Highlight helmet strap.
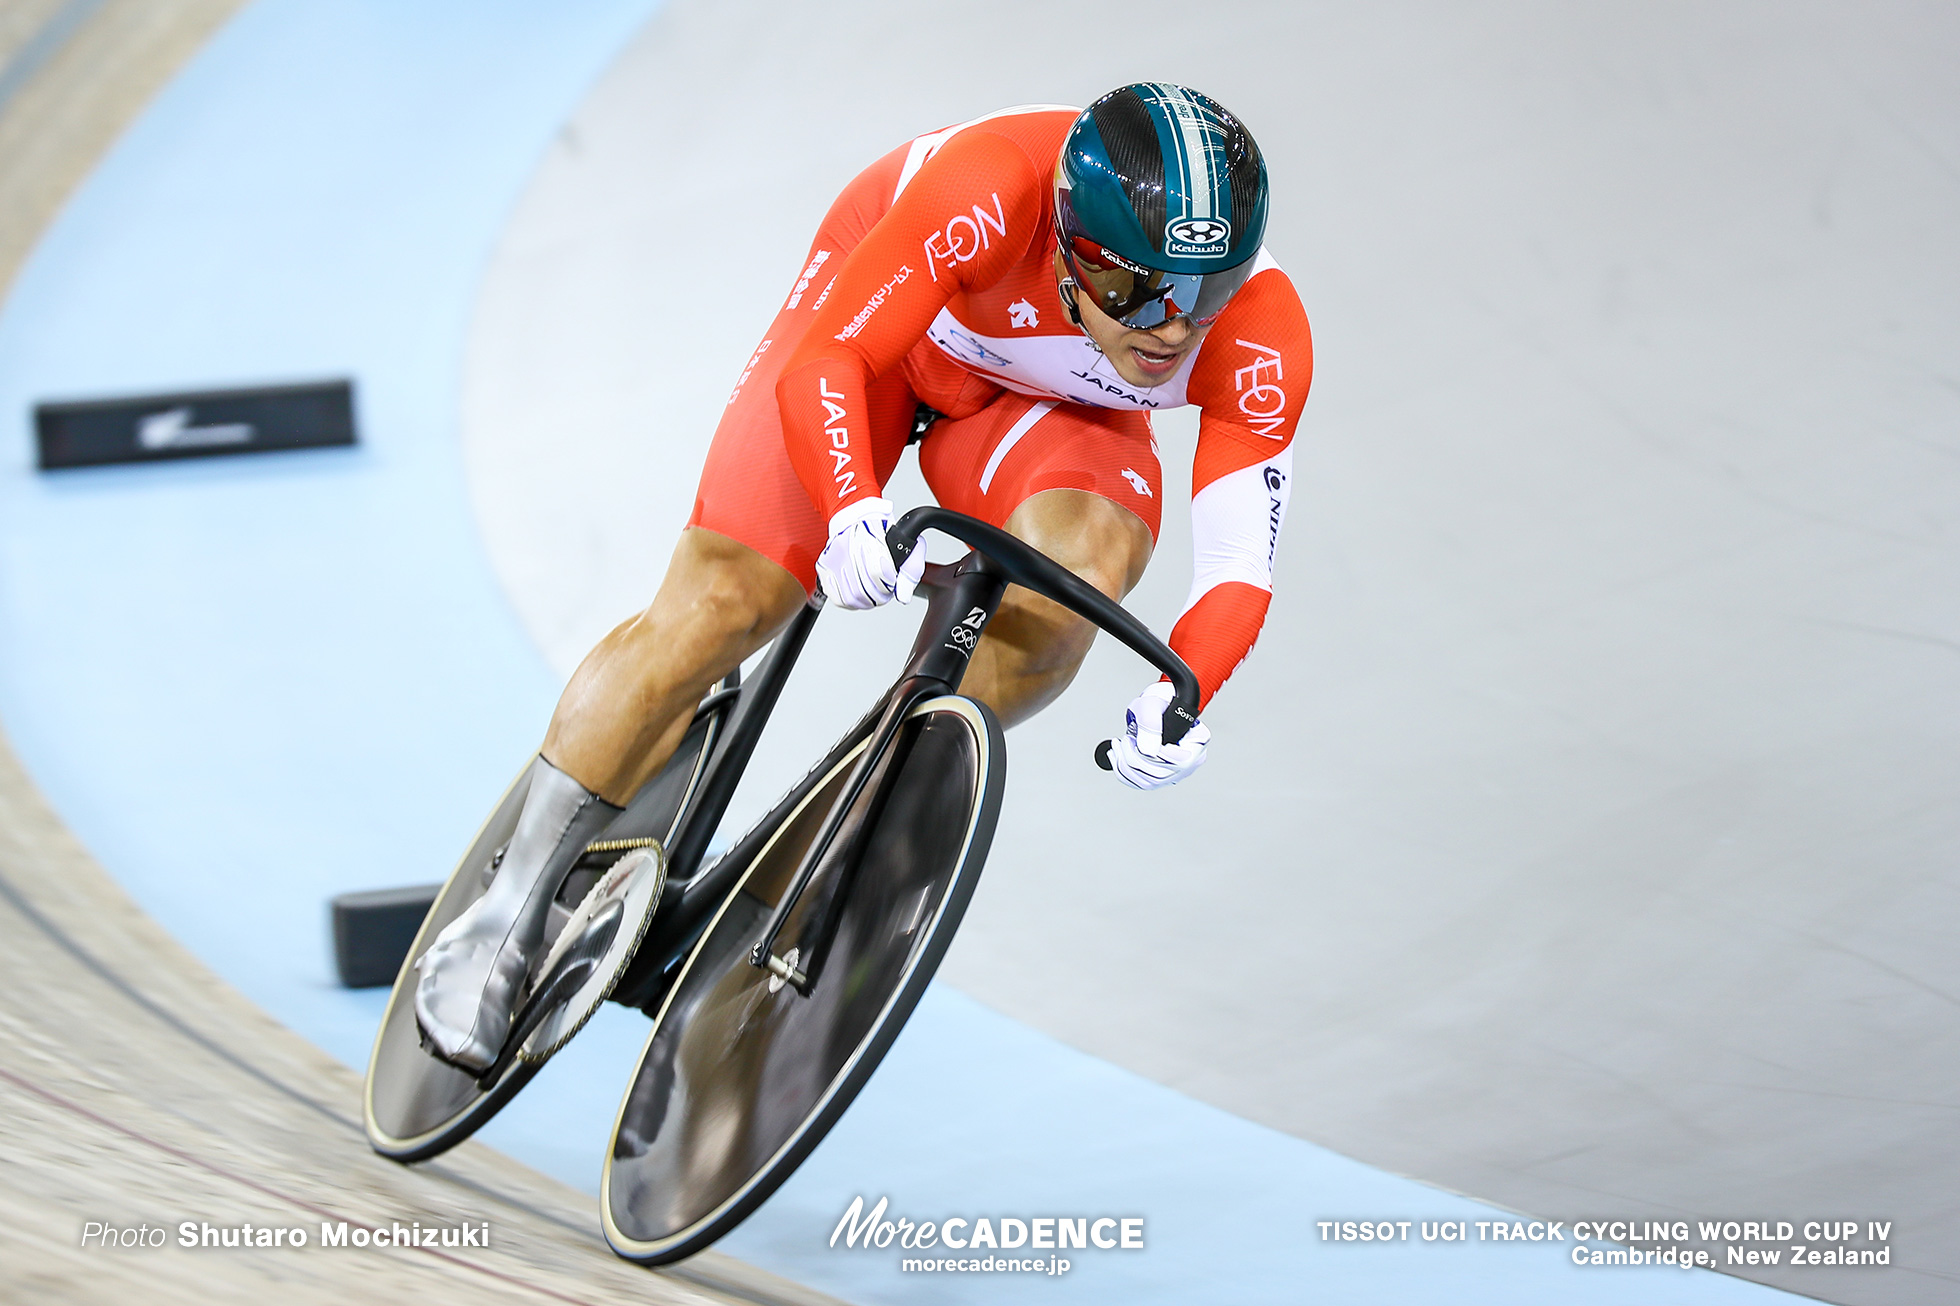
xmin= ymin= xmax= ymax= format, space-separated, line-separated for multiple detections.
xmin=1057 ymin=279 xmax=1102 ymax=351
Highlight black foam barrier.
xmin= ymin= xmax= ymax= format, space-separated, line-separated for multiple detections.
xmin=331 ymin=884 xmax=440 ymax=988
xmin=35 ymin=379 xmax=356 ymax=469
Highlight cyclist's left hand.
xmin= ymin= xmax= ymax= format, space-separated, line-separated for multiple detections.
xmin=1109 ymin=680 xmax=1210 ymax=789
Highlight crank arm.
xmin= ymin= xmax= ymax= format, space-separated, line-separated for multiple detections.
xmin=475 ymin=952 xmax=597 ymax=1089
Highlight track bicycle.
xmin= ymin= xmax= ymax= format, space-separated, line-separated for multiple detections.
xmin=363 ymin=507 xmax=1200 ymax=1263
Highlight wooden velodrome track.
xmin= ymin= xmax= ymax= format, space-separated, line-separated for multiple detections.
xmin=0 ymin=5 xmax=839 ymax=1303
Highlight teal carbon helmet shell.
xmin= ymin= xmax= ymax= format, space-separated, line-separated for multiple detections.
xmin=1054 ymin=84 xmax=1269 ymax=327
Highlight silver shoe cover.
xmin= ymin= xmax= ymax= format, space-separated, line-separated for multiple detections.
xmin=413 ymin=756 xmax=620 ymax=1071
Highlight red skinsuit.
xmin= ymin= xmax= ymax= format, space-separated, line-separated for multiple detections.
xmin=712 ymin=105 xmax=1312 ymax=707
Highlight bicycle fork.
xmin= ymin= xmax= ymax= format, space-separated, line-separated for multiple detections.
xmin=750 ymin=553 xmax=1008 ymax=996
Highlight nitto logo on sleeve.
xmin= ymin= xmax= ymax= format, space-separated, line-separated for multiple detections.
xmin=1165 ymin=216 xmax=1231 ymax=259
xmin=923 ymin=194 xmax=1009 ymax=281
xmin=1262 ymin=464 xmax=1287 ymax=567
xmin=1232 ymin=338 xmax=1287 ymax=437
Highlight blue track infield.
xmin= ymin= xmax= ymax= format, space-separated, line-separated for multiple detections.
xmin=0 ymin=4 xmax=1798 ymax=1303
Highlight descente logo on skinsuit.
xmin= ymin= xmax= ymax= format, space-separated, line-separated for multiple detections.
xmin=924 ymin=194 xmax=1008 ymax=281
xmin=819 ymin=379 xmax=855 ymax=499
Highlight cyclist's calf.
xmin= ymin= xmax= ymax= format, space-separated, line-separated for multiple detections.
xmin=544 ymin=527 xmax=805 ymax=803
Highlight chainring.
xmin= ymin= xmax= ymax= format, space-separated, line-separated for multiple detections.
xmin=519 ymin=845 xmax=666 ymax=1063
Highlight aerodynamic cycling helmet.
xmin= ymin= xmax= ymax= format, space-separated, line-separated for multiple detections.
xmin=1054 ymin=82 xmax=1269 ymax=330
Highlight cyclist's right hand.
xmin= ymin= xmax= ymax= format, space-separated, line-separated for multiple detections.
xmin=816 ymin=497 xmax=926 ymax=610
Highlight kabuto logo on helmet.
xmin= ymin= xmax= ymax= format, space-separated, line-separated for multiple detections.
xmin=1165 ymin=217 xmax=1232 ymax=258
xmin=1096 ymin=245 xmax=1153 ymax=277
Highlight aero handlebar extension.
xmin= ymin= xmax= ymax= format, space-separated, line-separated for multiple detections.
xmin=886 ymin=507 xmax=1200 ymax=750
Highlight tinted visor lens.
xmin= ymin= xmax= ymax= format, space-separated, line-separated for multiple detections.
xmin=1061 ymin=234 xmax=1256 ymax=329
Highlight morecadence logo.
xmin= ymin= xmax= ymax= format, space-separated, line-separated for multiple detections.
xmin=830 ymin=1195 xmax=1144 ymax=1277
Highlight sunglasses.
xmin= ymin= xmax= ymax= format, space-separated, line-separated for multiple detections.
xmin=1054 ymin=223 xmax=1255 ymax=330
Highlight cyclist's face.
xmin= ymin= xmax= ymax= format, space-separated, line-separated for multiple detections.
xmin=1057 ymin=258 xmax=1213 ymax=389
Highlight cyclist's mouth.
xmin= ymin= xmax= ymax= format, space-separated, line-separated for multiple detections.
xmin=1129 ymin=343 xmax=1183 ymax=380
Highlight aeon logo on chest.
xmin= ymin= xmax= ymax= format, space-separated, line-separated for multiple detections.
xmin=1165 ymin=216 xmax=1231 ymax=259
xmin=924 ymin=193 xmax=1008 ymax=281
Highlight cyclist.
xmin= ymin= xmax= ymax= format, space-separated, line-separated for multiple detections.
xmin=416 ymin=84 xmax=1312 ymax=1071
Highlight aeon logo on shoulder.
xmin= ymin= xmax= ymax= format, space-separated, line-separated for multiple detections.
xmin=1165 ymin=216 xmax=1231 ymax=259
xmin=924 ymin=192 xmax=1009 ymax=281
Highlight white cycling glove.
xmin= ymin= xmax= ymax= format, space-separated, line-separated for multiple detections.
xmin=814 ymin=497 xmax=926 ymax=611
xmin=1109 ymin=680 xmax=1211 ymax=790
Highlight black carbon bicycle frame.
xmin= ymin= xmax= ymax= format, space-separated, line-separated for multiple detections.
xmin=608 ymin=507 xmax=1200 ymax=1012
